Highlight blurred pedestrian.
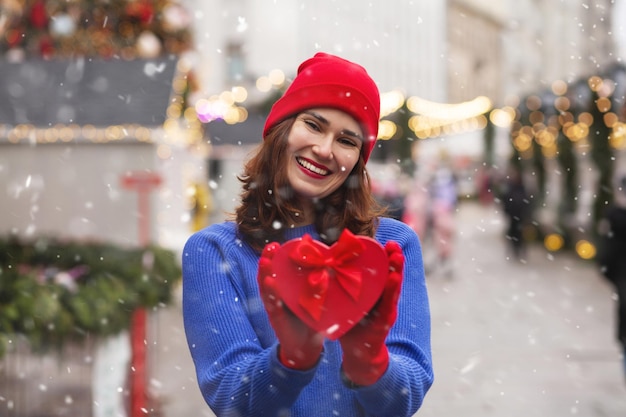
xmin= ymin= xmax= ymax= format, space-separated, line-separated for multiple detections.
xmin=372 ymin=166 xmax=406 ymax=221
xmin=501 ymin=167 xmax=530 ymax=262
xmin=182 ymin=52 xmax=433 ymax=417
xmin=477 ymin=166 xmax=495 ymax=205
xmin=428 ymin=156 xmax=458 ymax=277
xmin=597 ymin=175 xmax=626 ymax=382
xmin=402 ymin=174 xmax=431 ymax=239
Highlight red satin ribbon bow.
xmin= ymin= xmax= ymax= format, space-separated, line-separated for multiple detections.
xmin=288 ymin=230 xmax=365 ymax=321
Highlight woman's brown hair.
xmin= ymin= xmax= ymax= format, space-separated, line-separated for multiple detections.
xmin=233 ymin=117 xmax=386 ymax=253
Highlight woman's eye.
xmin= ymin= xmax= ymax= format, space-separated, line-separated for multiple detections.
xmin=304 ymin=120 xmax=320 ymax=131
xmin=339 ymin=137 xmax=358 ymax=147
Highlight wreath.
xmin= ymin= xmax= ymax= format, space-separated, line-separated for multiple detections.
xmin=0 ymin=236 xmax=181 ymax=358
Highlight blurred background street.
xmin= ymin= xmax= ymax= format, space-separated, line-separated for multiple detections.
xmin=3 ymin=0 xmax=626 ymax=416
xmin=151 ymin=200 xmax=626 ymax=417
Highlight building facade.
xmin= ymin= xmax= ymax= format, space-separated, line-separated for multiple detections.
xmin=184 ymin=0 xmax=448 ymax=102
xmin=179 ymin=0 xmax=622 ymax=212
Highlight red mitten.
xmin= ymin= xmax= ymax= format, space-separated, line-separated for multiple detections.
xmin=258 ymin=242 xmax=324 ymax=370
xmin=339 ymin=240 xmax=404 ymax=386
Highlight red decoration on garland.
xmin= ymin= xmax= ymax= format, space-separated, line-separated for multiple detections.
xmin=39 ymin=34 xmax=55 ymax=58
xmin=125 ymin=0 xmax=155 ymax=25
xmin=29 ymin=0 xmax=48 ymax=29
xmin=5 ymin=28 xmax=24 ymax=48
xmin=270 ymin=229 xmax=389 ymax=340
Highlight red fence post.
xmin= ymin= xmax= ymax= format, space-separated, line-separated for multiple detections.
xmin=120 ymin=171 xmax=162 ymax=417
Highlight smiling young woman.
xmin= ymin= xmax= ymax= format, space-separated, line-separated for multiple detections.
xmin=182 ymin=52 xmax=434 ymax=417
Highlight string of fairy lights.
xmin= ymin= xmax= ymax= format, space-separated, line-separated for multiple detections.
xmin=4 ymin=66 xmax=625 ymax=166
xmin=509 ymin=74 xmax=626 ymax=260
xmin=510 ymin=76 xmax=626 ymax=159
xmin=3 ymin=58 xmax=625 ymax=155
xmin=193 ymin=70 xmax=508 ymax=140
xmin=0 ymin=56 xmax=204 ymax=155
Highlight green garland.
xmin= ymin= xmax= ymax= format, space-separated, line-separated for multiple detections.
xmin=0 ymin=236 xmax=181 ymax=358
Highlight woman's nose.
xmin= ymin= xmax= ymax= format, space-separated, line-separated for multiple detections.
xmin=312 ymin=136 xmax=333 ymax=159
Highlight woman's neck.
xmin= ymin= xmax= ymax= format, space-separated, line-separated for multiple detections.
xmin=293 ymin=198 xmax=316 ymax=225
xmin=293 ymin=208 xmax=314 ymax=226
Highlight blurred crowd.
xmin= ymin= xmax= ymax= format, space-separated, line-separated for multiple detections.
xmin=371 ymin=153 xmax=532 ymax=278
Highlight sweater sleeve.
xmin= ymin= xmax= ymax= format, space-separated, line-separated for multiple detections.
xmin=181 ymin=224 xmax=317 ymax=416
xmin=353 ymin=217 xmax=434 ymax=416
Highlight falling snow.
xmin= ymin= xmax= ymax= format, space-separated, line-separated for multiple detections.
xmin=1 ymin=0 xmax=626 ymax=416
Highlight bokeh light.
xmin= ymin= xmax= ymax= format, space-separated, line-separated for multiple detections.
xmin=544 ymin=233 xmax=564 ymax=252
xmin=575 ymin=240 xmax=596 ymax=260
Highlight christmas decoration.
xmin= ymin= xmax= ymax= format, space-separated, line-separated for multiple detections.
xmin=0 ymin=236 xmax=181 ymax=358
xmin=136 ymin=29 xmax=161 ymax=58
xmin=0 ymin=0 xmax=193 ymax=59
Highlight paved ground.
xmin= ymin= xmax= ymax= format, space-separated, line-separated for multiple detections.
xmin=4 ymin=200 xmax=623 ymax=416
xmin=417 ymin=201 xmax=626 ymax=417
xmin=151 ymin=200 xmax=626 ymax=417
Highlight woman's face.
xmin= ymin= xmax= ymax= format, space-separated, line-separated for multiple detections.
xmin=285 ymin=108 xmax=363 ymax=202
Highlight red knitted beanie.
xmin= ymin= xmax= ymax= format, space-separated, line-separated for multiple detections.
xmin=263 ymin=52 xmax=380 ymax=163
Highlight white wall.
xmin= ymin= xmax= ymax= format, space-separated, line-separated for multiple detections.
xmin=184 ymin=0 xmax=447 ymax=101
xmin=0 ymin=141 xmax=205 ymax=252
xmin=613 ymin=0 xmax=626 ymax=61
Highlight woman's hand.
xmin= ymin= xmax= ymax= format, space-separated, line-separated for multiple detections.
xmin=338 ymin=241 xmax=404 ymax=386
xmin=258 ymin=242 xmax=324 ymax=370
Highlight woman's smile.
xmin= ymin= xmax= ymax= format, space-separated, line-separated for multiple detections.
xmin=296 ymin=156 xmax=330 ymax=177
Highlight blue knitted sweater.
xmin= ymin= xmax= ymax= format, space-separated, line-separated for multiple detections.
xmin=182 ymin=217 xmax=433 ymax=417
